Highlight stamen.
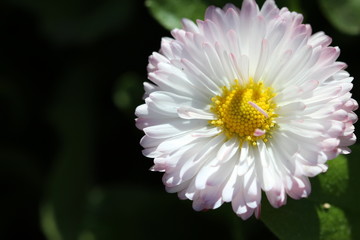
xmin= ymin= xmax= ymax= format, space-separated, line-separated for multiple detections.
xmin=248 ymin=101 xmax=269 ymax=118
xmin=253 ymin=128 xmax=266 ymax=137
xmin=209 ymin=79 xmax=277 ymax=144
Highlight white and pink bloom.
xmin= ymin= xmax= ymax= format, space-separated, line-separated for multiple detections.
xmin=135 ymin=0 xmax=357 ymax=219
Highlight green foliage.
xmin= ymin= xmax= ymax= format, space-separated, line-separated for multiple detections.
xmin=261 ymin=198 xmax=320 ymax=240
xmin=41 ymin=66 xmax=96 ymax=240
xmin=318 ymin=155 xmax=349 ymax=197
xmin=113 ymin=72 xmax=144 ymax=114
xmin=319 ymin=0 xmax=360 ymax=35
xmin=146 ymin=0 xmax=208 ymax=30
xmin=42 ymin=185 xmax=236 ymax=240
xmin=261 ymin=147 xmax=360 ymax=240
xmin=146 ymin=0 xmax=360 ymax=36
xmin=316 ymin=205 xmax=351 ymax=240
xmin=145 ymin=0 xmax=303 ymax=31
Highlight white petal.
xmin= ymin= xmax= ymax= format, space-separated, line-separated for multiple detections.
xmin=286 ymin=175 xmax=311 ymax=199
xmin=143 ymin=119 xmax=206 ymax=139
xmin=177 ymin=106 xmax=214 ymax=120
xmin=237 ymin=142 xmax=250 ymax=176
xmin=215 ymin=138 xmax=239 ymax=165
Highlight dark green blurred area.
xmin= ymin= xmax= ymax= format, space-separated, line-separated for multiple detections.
xmin=1 ymin=0 xmax=360 ymax=239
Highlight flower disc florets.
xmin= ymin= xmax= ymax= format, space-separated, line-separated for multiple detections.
xmin=210 ymin=79 xmax=277 ymax=145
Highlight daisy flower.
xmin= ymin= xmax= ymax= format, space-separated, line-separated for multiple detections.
xmin=135 ymin=0 xmax=357 ymax=219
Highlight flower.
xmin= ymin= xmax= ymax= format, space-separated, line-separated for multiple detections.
xmin=135 ymin=0 xmax=357 ymax=219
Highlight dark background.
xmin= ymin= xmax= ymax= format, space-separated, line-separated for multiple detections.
xmin=1 ymin=0 xmax=359 ymax=239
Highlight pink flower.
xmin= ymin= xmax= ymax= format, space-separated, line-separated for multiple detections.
xmin=135 ymin=0 xmax=357 ymax=219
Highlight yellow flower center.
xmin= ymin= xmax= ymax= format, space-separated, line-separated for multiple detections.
xmin=210 ymin=79 xmax=278 ymax=145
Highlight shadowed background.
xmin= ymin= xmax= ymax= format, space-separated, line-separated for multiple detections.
xmin=1 ymin=0 xmax=360 ymax=239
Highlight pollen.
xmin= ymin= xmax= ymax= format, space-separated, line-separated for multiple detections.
xmin=210 ymin=78 xmax=278 ymax=145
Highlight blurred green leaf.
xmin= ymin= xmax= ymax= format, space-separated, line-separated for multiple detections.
xmin=318 ymin=155 xmax=349 ymax=195
xmin=78 ymin=184 xmax=281 ymax=240
xmin=251 ymin=0 xmax=304 ymax=13
xmin=344 ymin=145 xmax=360 ymax=239
xmin=40 ymin=65 xmax=97 ymax=240
xmin=262 ymin=199 xmax=351 ymax=240
xmin=261 ymin=145 xmax=360 ymax=240
xmin=113 ymin=72 xmax=143 ymax=113
xmin=317 ymin=205 xmax=351 ymax=240
xmin=261 ymin=198 xmax=320 ymax=240
xmin=318 ymin=0 xmax=360 ymax=35
xmin=41 ymin=183 xmax=277 ymax=240
xmin=313 ymin=155 xmax=349 ymax=203
xmin=146 ymin=0 xmax=304 ymax=31
xmin=40 ymin=203 xmax=62 ymax=240
xmin=146 ymin=0 xmax=207 ymax=30
xmin=308 ymin=155 xmax=350 ymax=209
xmin=79 ymin=185 xmax=236 ymax=240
